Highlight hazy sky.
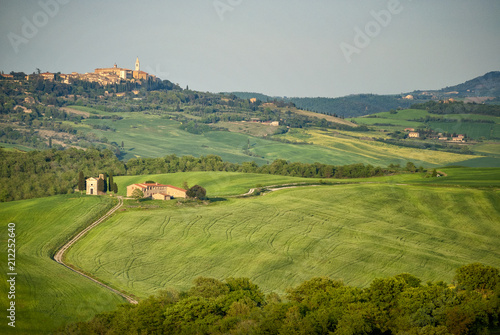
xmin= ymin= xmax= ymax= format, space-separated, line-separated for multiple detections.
xmin=1 ymin=0 xmax=499 ymax=98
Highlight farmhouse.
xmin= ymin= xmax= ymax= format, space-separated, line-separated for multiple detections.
xmin=126 ymin=183 xmax=187 ymax=200
xmin=408 ymin=132 xmax=420 ymax=138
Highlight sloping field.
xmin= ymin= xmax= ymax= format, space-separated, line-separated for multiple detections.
xmin=352 ymin=109 xmax=500 ymax=140
xmin=415 ymin=167 xmax=500 ymax=187
xmin=277 ymin=129 xmax=478 ymax=167
xmin=0 ymin=195 xmax=125 ymax=334
xmin=114 ymin=172 xmax=325 ymax=197
xmin=66 ymin=184 xmax=500 ymax=298
xmin=292 ymin=108 xmax=357 ymax=127
xmin=114 ymin=171 xmax=434 ymax=198
xmin=71 ymin=108 xmax=481 ymax=167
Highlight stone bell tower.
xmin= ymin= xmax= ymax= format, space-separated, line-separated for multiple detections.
xmin=135 ymin=57 xmax=140 ymax=72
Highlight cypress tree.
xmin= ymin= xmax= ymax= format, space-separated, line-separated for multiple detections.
xmin=108 ymin=172 xmax=114 ymax=192
xmin=78 ymin=171 xmax=85 ymax=192
xmin=113 ymin=182 xmax=118 ymax=194
xmin=97 ymin=178 xmax=104 ymax=193
xmin=102 ymin=173 xmax=107 ymax=193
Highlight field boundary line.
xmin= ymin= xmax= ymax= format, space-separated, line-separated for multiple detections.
xmin=53 ymin=196 xmax=139 ymax=305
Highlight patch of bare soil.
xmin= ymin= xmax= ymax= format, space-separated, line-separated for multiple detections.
xmin=60 ymin=107 xmax=90 ymax=118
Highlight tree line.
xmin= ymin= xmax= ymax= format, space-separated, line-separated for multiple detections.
xmin=125 ymin=154 xmax=396 ymax=179
xmin=0 ymin=148 xmax=412 ymax=202
xmin=0 ymin=147 xmax=125 ymax=202
xmin=56 ymin=263 xmax=500 ymax=334
xmin=411 ymin=100 xmax=500 ymax=117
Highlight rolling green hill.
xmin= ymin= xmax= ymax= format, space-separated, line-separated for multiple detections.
xmin=66 ymin=180 xmax=500 ymax=299
xmin=0 ymin=195 xmax=125 ymax=334
xmin=71 ymin=108 xmax=484 ymax=168
xmin=114 ymin=172 xmax=323 ymax=197
xmin=232 ymin=72 xmax=500 ymax=117
xmin=2 ymin=76 xmax=499 ymax=168
xmin=348 ymin=107 xmax=500 ymax=167
xmin=113 ymin=171 xmax=432 ymax=198
xmin=1 ymin=169 xmax=498 ymax=333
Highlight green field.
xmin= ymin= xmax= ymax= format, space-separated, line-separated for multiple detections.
xmin=114 ymin=171 xmax=434 ymax=198
xmin=353 ymin=109 xmax=500 ymax=140
xmin=277 ymin=129 xmax=478 ymax=167
xmin=428 ymin=121 xmax=497 ymax=140
xmin=69 ymin=108 xmax=488 ymax=167
xmin=66 ymin=182 xmax=500 ymax=299
xmin=115 ymin=172 xmax=323 ymax=197
xmin=415 ymin=167 xmax=500 ymax=187
xmin=2 ymin=169 xmax=499 ymax=333
xmin=0 ymin=195 xmax=125 ymax=334
xmin=0 ymin=143 xmax=36 ymax=152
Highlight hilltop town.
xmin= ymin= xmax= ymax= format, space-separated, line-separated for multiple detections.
xmin=2 ymin=57 xmax=159 ymax=86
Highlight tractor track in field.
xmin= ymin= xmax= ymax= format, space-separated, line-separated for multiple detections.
xmin=53 ymin=196 xmax=138 ymax=305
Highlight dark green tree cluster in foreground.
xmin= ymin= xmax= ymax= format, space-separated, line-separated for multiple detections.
xmin=0 ymin=147 xmax=125 ymax=202
xmin=0 ymin=148 xmax=408 ymax=202
xmin=57 ymin=263 xmax=500 ymax=335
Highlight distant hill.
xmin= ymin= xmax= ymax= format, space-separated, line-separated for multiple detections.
xmin=224 ymin=92 xmax=277 ymax=102
xmin=285 ymin=94 xmax=415 ymax=118
xmin=229 ymin=93 xmax=420 ymax=118
xmin=431 ymin=71 xmax=500 ymax=97
xmin=230 ymin=71 xmax=500 ymax=118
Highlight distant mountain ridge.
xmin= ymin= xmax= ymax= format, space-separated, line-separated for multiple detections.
xmin=433 ymin=71 xmax=500 ymax=97
xmin=229 ymin=71 xmax=500 ymax=118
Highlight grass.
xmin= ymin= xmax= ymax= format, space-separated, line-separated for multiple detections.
xmin=66 ymin=105 xmax=117 ymax=116
xmin=76 ymin=113 xmax=270 ymax=164
xmin=114 ymin=171 xmax=438 ymax=198
xmin=66 ymin=182 xmax=500 ymax=299
xmin=277 ymin=129 xmax=478 ymax=167
xmin=414 ymin=167 xmax=500 ymax=187
xmin=0 ymin=143 xmax=37 ymax=152
xmin=473 ymin=142 xmax=500 ymax=156
xmin=114 ymin=172 xmax=325 ymax=197
xmin=215 ymin=121 xmax=280 ymax=137
xmin=69 ymin=109 xmax=486 ymax=167
xmin=427 ymin=121 xmax=497 ymax=140
xmin=353 ymin=109 xmax=500 ymax=140
xmin=0 ymin=194 xmax=126 ymax=334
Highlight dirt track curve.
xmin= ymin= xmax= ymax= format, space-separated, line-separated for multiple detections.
xmin=53 ymin=196 xmax=138 ymax=305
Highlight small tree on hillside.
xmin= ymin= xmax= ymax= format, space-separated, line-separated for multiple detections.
xmin=187 ymin=185 xmax=207 ymax=200
xmin=131 ymin=189 xmax=143 ymax=200
xmin=78 ymin=171 xmax=85 ymax=192
xmin=405 ymin=162 xmax=417 ymax=173
xmin=113 ymin=182 xmax=118 ymax=194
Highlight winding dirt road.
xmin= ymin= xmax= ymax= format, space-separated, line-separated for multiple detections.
xmin=54 ymin=196 xmax=138 ymax=305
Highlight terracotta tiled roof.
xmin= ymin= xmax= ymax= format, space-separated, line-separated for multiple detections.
xmin=167 ymin=185 xmax=187 ymax=192
xmin=130 ymin=183 xmax=186 ymax=192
